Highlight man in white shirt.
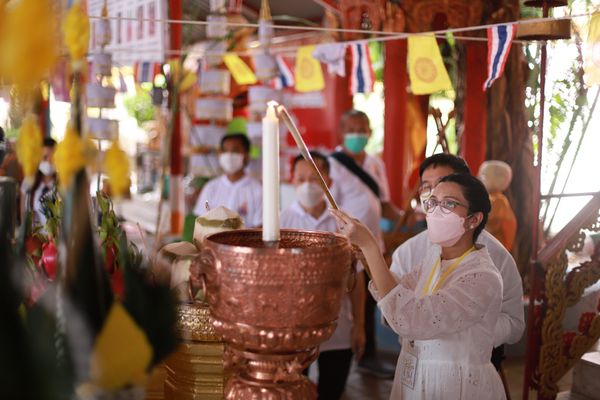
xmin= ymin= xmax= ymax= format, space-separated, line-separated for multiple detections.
xmin=281 ymin=151 xmax=365 ymax=399
xmin=391 ymin=153 xmax=525 ymax=371
xmin=328 ymin=109 xmax=398 ymax=378
xmin=193 ymin=133 xmax=262 ymax=227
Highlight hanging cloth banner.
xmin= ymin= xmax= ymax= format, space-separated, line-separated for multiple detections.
xmin=483 ymin=24 xmax=516 ymax=90
xmin=312 ymin=43 xmax=347 ymax=77
xmin=584 ymin=13 xmax=600 ymax=87
xmin=349 ymin=43 xmax=375 ymax=94
xmin=407 ymin=34 xmax=453 ymax=95
xmin=295 ymin=45 xmax=325 ymax=92
xmin=223 ymin=53 xmax=257 ymax=85
xmin=272 ymin=55 xmax=295 ymax=89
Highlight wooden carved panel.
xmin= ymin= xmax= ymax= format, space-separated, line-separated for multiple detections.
xmin=538 ymin=226 xmax=600 ymax=399
xmin=339 ymin=0 xmax=386 ymax=39
xmin=401 ymin=0 xmax=483 ymax=33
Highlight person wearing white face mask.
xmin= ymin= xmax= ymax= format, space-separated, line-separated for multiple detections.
xmin=193 ymin=133 xmax=262 ymax=227
xmin=332 ymin=173 xmax=505 ymax=399
xmin=280 ymin=151 xmax=365 ymax=400
xmin=392 ymin=154 xmax=524 ymax=391
xmin=328 ymin=109 xmax=399 ymax=378
xmin=21 ymin=138 xmax=57 ymax=229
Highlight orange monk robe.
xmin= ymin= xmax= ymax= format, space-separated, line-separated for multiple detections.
xmin=487 ymin=192 xmax=517 ymax=251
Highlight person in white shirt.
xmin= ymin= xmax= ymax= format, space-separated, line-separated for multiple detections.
xmin=193 ymin=133 xmax=262 ymax=227
xmin=391 ymin=153 xmax=525 ymax=373
xmin=281 ymin=152 xmax=365 ymax=399
xmin=333 ymin=173 xmax=506 ymax=399
xmin=21 ymin=138 xmax=57 ymax=230
xmin=328 ymin=109 xmax=398 ymax=377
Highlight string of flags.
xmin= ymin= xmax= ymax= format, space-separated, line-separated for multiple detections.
xmin=218 ymin=32 xmax=513 ymax=95
xmin=134 ymin=13 xmax=599 ymax=93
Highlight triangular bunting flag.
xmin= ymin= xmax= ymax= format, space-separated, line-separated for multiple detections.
xmin=584 ymin=13 xmax=600 ymax=87
xmin=407 ymin=34 xmax=453 ymax=95
xmin=295 ymin=45 xmax=325 ymax=92
xmin=272 ymin=55 xmax=295 ymax=89
xmin=223 ymin=53 xmax=257 ymax=85
xmin=349 ymin=43 xmax=375 ymax=94
xmin=483 ymin=24 xmax=515 ymax=90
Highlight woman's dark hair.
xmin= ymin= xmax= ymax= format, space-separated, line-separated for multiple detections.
xmin=439 ymin=173 xmax=491 ymax=241
xmin=419 ymin=153 xmax=471 ymax=179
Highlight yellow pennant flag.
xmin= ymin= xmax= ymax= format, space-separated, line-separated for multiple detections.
xmin=584 ymin=13 xmax=600 ymax=87
xmin=408 ymin=34 xmax=453 ymax=95
xmin=223 ymin=53 xmax=257 ymax=85
xmin=295 ymin=45 xmax=325 ymax=92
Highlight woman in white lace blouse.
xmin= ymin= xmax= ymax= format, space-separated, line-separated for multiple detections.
xmin=332 ymin=173 xmax=505 ymax=399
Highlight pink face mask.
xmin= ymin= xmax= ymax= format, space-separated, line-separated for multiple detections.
xmin=426 ymin=207 xmax=467 ymax=247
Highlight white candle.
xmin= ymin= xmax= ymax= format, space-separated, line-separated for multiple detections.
xmin=262 ymin=101 xmax=280 ymax=242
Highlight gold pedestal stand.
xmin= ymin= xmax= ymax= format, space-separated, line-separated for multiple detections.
xmin=164 ymin=302 xmax=225 ymax=400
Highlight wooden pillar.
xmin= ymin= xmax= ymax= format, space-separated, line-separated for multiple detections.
xmin=461 ymin=42 xmax=488 ymax=176
xmin=169 ymin=0 xmax=183 ymax=234
xmin=383 ymin=40 xmax=409 ymax=208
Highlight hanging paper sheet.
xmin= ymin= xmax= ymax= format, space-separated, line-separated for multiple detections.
xmin=313 ymin=43 xmax=347 ymax=77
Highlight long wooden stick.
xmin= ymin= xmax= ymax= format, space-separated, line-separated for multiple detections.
xmin=275 ymin=104 xmax=339 ymax=210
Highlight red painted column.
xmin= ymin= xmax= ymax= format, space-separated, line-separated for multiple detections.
xmin=461 ymin=42 xmax=488 ymax=176
xmin=169 ymin=0 xmax=183 ymax=234
xmin=383 ymin=40 xmax=409 ymax=208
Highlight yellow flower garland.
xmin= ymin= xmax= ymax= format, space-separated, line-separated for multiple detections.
xmin=0 ymin=0 xmax=58 ymax=92
xmin=62 ymin=2 xmax=90 ymax=66
xmin=15 ymin=114 xmax=43 ymax=179
xmin=54 ymin=123 xmax=88 ymax=189
xmin=103 ymin=141 xmax=130 ymax=198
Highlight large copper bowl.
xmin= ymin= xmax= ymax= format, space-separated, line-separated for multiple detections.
xmin=200 ymin=229 xmax=352 ymax=399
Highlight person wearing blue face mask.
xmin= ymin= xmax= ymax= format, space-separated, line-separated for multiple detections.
xmin=328 ymin=109 xmax=400 ymax=378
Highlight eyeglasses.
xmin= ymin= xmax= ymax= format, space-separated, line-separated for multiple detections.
xmin=418 ymin=179 xmax=443 ymax=199
xmin=423 ymin=198 xmax=469 ymax=214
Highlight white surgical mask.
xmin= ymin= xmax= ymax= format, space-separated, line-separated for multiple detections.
xmin=218 ymin=152 xmax=244 ymax=175
xmin=426 ymin=207 xmax=467 ymax=247
xmin=296 ymin=182 xmax=325 ymax=209
xmin=39 ymin=160 xmax=55 ymax=176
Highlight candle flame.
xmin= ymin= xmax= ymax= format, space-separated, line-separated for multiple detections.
xmin=267 ymin=100 xmax=280 ymax=108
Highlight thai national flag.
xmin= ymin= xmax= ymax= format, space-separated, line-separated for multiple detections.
xmin=349 ymin=43 xmax=374 ymax=94
xmin=272 ymin=56 xmax=295 ymax=89
xmin=134 ymin=62 xmax=162 ymax=83
xmin=483 ymin=24 xmax=516 ymax=90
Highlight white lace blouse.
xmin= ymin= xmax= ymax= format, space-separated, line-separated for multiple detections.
xmin=369 ymin=245 xmax=506 ymax=399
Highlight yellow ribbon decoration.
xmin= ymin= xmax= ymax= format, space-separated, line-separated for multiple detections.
xmin=423 ymin=246 xmax=475 ymax=296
